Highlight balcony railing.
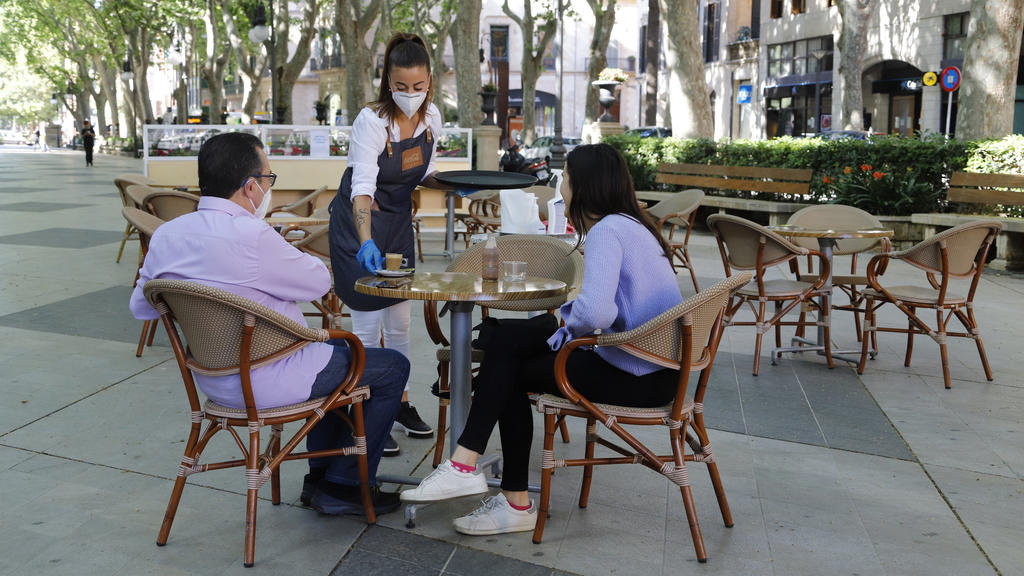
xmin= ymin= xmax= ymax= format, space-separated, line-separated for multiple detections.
xmin=582 ymin=56 xmax=637 ymax=73
xmin=727 ymin=39 xmax=759 ymax=62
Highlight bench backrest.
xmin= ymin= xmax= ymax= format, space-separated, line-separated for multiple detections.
xmin=948 ymin=172 xmax=1024 ymax=206
xmin=656 ymin=163 xmax=813 ymax=196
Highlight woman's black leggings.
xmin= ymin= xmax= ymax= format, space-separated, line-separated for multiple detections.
xmin=457 ymin=314 xmax=679 ymax=492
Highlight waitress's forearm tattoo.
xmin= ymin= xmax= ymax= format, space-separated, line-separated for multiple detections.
xmin=355 ymin=206 xmax=369 ymax=228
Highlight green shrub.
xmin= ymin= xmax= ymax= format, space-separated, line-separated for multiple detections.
xmin=604 ymin=133 xmax=1022 ymax=216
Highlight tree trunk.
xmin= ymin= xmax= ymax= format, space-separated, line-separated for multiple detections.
xmin=336 ymin=0 xmax=383 ymax=126
xmin=414 ymin=0 xmax=455 ymax=119
xmin=219 ymin=0 xmax=268 ymax=124
xmin=200 ymin=0 xmax=231 ymax=124
xmin=660 ymin=0 xmax=712 ymax=138
xmin=275 ymin=0 xmax=320 ymax=124
xmin=135 ymin=29 xmax=155 ymax=123
xmin=644 ymin=0 xmax=660 ymax=125
xmin=95 ymin=55 xmax=118 ymax=136
xmin=956 ymin=0 xmax=1024 ymax=139
xmin=583 ymin=0 xmax=617 ymax=127
xmin=503 ymin=0 xmax=555 ymax=146
xmin=451 ymin=0 xmax=483 ymax=127
xmin=836 ymin=0 xmax=871 ymax=131
xmin=121 ymin=76 xmax=136 ymax=140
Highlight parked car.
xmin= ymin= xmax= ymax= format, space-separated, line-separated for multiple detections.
xmin=521 ymin=135 xmax=581 ymax=164
xmin=625 ymin=126 xmax=672 ymax=138
xmin=0 ymin=130 xmax=29 ymax=145
xmin=817 ymin=129 xmax=871 ymax=141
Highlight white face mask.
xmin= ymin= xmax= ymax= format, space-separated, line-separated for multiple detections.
xmin=249 ymin=180 xmax=272 ymax=219
xmin=392 ymin=90 xmax=427 ymax=119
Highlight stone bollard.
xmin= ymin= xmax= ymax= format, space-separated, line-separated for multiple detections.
xmin=475 ymin=125 xmax=502 ymax=171
xmin=585 ymin=121 xmax=624 ymax=144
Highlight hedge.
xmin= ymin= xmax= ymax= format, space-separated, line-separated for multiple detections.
xmin=603 ymin=133 xmax=1024 ymax=216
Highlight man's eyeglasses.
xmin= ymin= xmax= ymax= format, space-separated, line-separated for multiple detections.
xmin=250 ymin=173 xmax=277 ymax=187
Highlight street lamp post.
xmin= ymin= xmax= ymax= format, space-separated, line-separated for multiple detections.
xmin=120 ymin=54 xmax=136 ymax=142
xmin=548 ymin=0 xmax=566 ymax=174
xmin=248 ymin=3 xmax=281 ymax=123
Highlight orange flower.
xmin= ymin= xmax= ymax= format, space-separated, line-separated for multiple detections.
xmin=843 ymin=166 xmax=853 ymax=174
xmin=872 ymin=171 xmax=885 ymax=180
xmin=861 ymin=163 xmax=872 ymax=172
xmin=822 ymin=176 xmax=832 ymax=184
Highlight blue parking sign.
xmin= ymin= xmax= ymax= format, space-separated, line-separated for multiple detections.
xmin=736 ymin=85 xmax=752 ymax=104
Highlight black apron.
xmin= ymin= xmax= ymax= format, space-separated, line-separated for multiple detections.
xmin=329 ymin=124 xmax=432 ymax=311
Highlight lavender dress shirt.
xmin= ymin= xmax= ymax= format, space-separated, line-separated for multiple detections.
xmin=129 ymin=196 xmax=335 ymax=409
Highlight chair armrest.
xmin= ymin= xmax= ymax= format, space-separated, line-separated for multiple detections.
xmin=552 ymin=336 xmax=599 ymax=404
xmin=325 ymin=329 xmax=367 ymax=396
xmin=423 ymin=301 xmax=449 ymax=346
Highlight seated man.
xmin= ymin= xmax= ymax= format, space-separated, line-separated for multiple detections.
xmin=129 ymin=132 xmax=405 ymax=515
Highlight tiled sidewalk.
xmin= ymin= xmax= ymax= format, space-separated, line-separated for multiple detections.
xmin=0 ymin=147 xmax=1021 ymax=575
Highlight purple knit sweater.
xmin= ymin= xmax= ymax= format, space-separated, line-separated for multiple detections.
xmin=547 ymin=213 xmax=683 ymax=375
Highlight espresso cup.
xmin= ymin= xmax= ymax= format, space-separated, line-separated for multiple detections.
xmin=385 ymin=253 xmax=407 ymax=271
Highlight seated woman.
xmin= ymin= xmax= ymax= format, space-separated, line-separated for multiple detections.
xmin=400 ymin=143 xmax=684 ymax=535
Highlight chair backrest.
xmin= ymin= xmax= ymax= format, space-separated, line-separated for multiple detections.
xmin=291 ymin=225 xmax=330 ymax=261
xmin=596 ymin=273 xmax=752 ymax=369
xmin=786 ymin=204 xmax=883 ymax=255
xmin=143 ymin=279 xmax=328 ymax=375
xmin=707 ymin=213 xmax=805 ymax=271
xmin=116 ymin=174 xmax=160 ymax=208
xmin=270 ymin=185 xmax=330 ymax=217
xmin=122 ymin=207 xmax=164 ymax=250
xmin=448 ymin=234 xmax=584 ymax=311
xmin=143 ymin=189 xmax=200 ymax=221
xmin=646 ymin=189 xmax=705 ymax=227
xmin=900 ymin=220 xmax=1002 ymax=278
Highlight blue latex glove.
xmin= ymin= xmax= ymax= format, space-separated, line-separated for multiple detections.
xmin=454 ymin=188 xmax=479 ymax=198
xmin=356 ymin=239 xmax=383 ymax=274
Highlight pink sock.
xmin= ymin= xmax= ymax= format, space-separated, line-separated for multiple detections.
xmin=450 ymin=460 xmax=476 ymax=473
xmin=508 ymin=498 xmax=531 ymax=511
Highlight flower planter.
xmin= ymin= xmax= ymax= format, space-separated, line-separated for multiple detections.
xmin=592 ymin=80 xmax=620 ymax=123
xmin=480 ymin=92 xmax=497 ymax=126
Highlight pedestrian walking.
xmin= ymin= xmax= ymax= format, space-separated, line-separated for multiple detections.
xmin=81 ymin=121 xmax=96 ymax=166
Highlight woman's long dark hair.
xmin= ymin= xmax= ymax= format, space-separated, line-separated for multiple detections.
xmin=564 ymin=143 xmax=674 ymax=262
xmin=371 ymin=32 xmax=433 ymax=125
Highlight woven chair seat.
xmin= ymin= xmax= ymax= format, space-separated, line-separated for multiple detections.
xmin=797 ymin=272 xmax=868 ymax=286
xmin=861 ymin=286 xmax=965 ymax=306
xmin=737 ymin=278 xmax=816 ymax=298
xmin=203 ymin=386 xmax=371 ymax=420
xmin=435 ymin=347 xmax=487 ymax=363
xmin=534 ymin=393 xmax=689 ymax=420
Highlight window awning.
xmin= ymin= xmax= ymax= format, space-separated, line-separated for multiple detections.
xmin=508 ymin=89 xmax=558 ymax=108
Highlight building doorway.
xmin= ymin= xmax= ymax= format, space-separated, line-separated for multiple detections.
xmin=890 ymin=95 xmax=916 ymax=137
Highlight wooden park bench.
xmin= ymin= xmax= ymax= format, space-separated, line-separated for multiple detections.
xmin=911 ymin=171 xmax=1024 ymax=270
xmin=637 ymin=163 xmax=816 ymax=226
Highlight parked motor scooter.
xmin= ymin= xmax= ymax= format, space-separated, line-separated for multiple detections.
xmin=500 ymin=143 xmax=551 ymax=185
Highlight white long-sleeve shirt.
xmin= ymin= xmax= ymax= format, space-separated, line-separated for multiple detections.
xmin=347 ymin=103 xmax=443 ymax=201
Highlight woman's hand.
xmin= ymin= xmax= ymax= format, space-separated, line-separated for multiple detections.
xmin=357 ymin=239 xmax=383 ymax=274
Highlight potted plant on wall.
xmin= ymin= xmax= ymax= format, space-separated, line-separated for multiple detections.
xmin=593 ymin=68 xmax=628 ymax=122
xmin=480 ymin=83 xmax=498 ymax=126
xmin=314 ymin=100 xmax=328 ymax=125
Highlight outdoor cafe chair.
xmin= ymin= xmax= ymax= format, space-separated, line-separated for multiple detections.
xmin=786 ymin=204 xmax=892 ymax=346
xmin=857 ymin=220 xmax=1002 ymax=389
xmin=645 ymin=188 xmax=705 ymax=292
xmin=289 ymin=225 xmax=349 ymax=329
xmin=426 ymin=234 xmax=584 ymax=466
xmin=707 ymin=214 xmax=831 ymax=375
xmin=122 ymin=207 xmax=165 ymax=357
xmin=142 ymin=279 xmax=377 ymax=567
xmin=268 ymin=185 xmax=330 ymax=218
xmin=137 ymin=187 xmax=200 ymax=221
xmin=530 ymin=273 xmax=752 ymax=563
xmin=113 ymin=176 xmax=149 ymax=263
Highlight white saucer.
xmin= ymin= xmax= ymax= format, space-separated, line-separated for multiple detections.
xmin=375 ymin=268 xmax=415 ymax=277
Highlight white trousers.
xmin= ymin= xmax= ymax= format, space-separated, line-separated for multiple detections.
xmin=349 ymin=301 xmax=412 ymax=391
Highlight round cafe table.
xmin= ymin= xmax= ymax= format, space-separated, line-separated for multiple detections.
xmin=433 ymin=170 xmax=538 ymax=259
xmin=768 ymin=225 xmax=893 ymax=364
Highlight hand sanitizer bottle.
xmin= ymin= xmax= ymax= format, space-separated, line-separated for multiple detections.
xmin=547 ymin=188 xmax=567 ymax=235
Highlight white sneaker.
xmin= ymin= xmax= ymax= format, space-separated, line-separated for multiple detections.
xmin=453 ymin=493 xmax=537 ymax=536
xmin=400 ymin=460 xmax=488 ymax=503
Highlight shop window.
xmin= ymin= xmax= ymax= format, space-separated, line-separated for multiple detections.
xmin=944 ymin=13 xmax=968 ymax=61
xmin=770 ymin=0 xmax=783 ymax=19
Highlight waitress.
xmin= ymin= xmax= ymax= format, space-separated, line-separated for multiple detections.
xmin=329 ymin=32 xmax=443 ymax=452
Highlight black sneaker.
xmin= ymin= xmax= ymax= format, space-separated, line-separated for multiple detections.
xmin=394 ymin=402 xmax=434 ymax=438
xmin=310 ymin=481 xmax=401 ymax=516
xmin=300 ymin=468 xmax=326 ymax=507
xmin=382 ymin=434 xmax=401 ymax=457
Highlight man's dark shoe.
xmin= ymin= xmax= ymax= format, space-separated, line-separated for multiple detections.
xmin=382 ymin=434 xmax=401 ymax=457
xmin=393 ymin=401 xmax=434 ymax=438
xmin=310 ymin=481 xmax=401 ymax=516
xmin=300 ymin=468 xmax=326 ymax=506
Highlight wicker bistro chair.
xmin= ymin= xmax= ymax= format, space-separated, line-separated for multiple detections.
xmin=142 ymin=279 xmax=376 ymax=567
xmin=123 ymin=207 xmax=166 ymax=357
xmin=139 ymin=188 xmax=200 ymax=221
xmin=289 ymin=225 xmax=349 ymax=329
xmin=645 ymin=189 xmax=705 ymax=292
xmin=114 ymin=177 xmax=147 ymax=263
xmin=531 ymin=273 xmax=752 ymax=562
xmin=786 ymin=204 xmax=892 ymax=344
xmin=707 ymin=214 xmax=831 ymax=376
xmin=857 ymin=220 xmax=1002 ymax=390
xmin=268 ymin=185 xmax=331 ymax=217
xmin=426 ymin=234 xmax=585 ymax=466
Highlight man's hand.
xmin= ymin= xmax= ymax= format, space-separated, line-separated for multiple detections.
xmin=356 ymin=239 xmax=383 ymax=274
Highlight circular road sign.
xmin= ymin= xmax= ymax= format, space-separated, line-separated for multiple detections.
xmin=922 ymin=71 xmax=938 ymax=87
xmin=941 ymin=66 xmax=961 ymax=92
